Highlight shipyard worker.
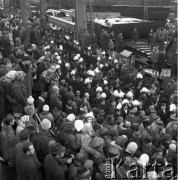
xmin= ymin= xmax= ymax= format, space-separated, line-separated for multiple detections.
xmin=115 ymin=32 xmax=123 ymax=52
xmin=132 ymin=28 xmax=139 ymax=45
xmin=20 ymin=20 xmax=33 ymax=48
xmin=100 ymin=29 xmax=109 ymax=51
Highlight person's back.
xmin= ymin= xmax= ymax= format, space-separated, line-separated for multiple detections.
xmin=44 ymin=154 xmax=66 ymax=180
xmin=16 ymin=154 xmax=39 ymax=180
xmin=16 ymin=142 xmax=40 ymax=180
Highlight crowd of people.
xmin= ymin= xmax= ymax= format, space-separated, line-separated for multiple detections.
xmin=0 ymin=13 xmax=177 ymax=180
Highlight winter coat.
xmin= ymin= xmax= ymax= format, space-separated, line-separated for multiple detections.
xmin=9 ymin=52 xmax=20 ymax=64
xmin=36 ymin=128 xmax=52 ymax=164
xmin=142 ymin=143 xmax=157 ymax=158
xmin=64 ymin=91 xmax=75 ymax=102
xmin=138 ymin=123 xmax=152 ymax=143
xmin=14 ymin=61 xmax=32 ymax=96
xmin=39 ymin=111 xmax=54 ymax=124
xmin=35 ymin=97 xmax=45 ymax=112
xmin=15 ymin=140 xmax=27 ymax=158
xmin=36 ymin=62 xmax=49 ymax=80
xmin=125 ymin=114 xmax=140 ymax=125
xmin=157 ymin=109 xmax=167 ymax=125
xmin=0 ymin=81 xmax=6 ymax=119
xmin=43 ymin=154 xmax=66 ymax=180
xmin=49 ymin=92 xmax=62 ymax=111
xmin=16 ymin=154 xmax=41 ymax=180
xmin=20 ymin=27 xmax=32 ymax=47
xmin=61 ymin=130 xmax=81 ymax=154
xmin=0 ymin=125 xmax=16 ymax=167
xmin=67 ymin=161 xmax=83 ymax=180
xmin=10 ymin=80 xmax=27 ymax=113
xmin=32 ymin=27 xmax=41 ymax=46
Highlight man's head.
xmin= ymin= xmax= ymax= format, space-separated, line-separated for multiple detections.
xmin=49 ymin=142 xmax=65 ymax=158
xmin=26 ymin=20 xmax=32 ymax=29
xmin=3 ymin=58 xmax=12 ymax=69
xmin=23 ymin=141 xmax=35 ymax=155
xmin=22 ymin=54 xmax=31 ymax=65
xmin=52 ymin=86 xmax=59 ymax=95
xmin=2 ymin=114 xmax=14 ymax=126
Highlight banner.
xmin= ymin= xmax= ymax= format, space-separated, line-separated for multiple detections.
xmin=20 ymin=0 xmax=31 ymax=25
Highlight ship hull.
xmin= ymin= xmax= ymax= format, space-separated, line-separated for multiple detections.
xmin=61 ymin=4 xmax=171 ymax=21
xmin=91 ymin=5 xmax=171 ymax=21
xmin=94 ymin=20 xmax=167 ymax=39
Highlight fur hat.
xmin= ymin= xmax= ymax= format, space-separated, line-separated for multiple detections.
xmin=106 ymin=128 xmax=118 ymax=137
xmin=49 ymin=142 xmax=65 ymax=155
xmin=126 ymin=91 xmax=133 ymax=98
xmin=85 ymin=112 xmax=94 ymax=119
xmin=91 ymin=136 xmax=104 ymax=148
xmin=136 ymin=72 xmax=143 ymax=79
xmin=41 ymin=119 xmax=51 ymax=130
xmin=74 ymin=120 xmax=84 ymax=132
xmin=66 ymin=114 xmax=75 ymax=122
xmin=108 ymin=145 xmax=120 ymax=156
xmin=137 ymin=154 xmax=149 ymax=166
xmin=76 ymin=167 xmax=91 ymax=178
xmin=43 ymin=105 xmax=49 ymax=112
xmin=162 ymin=134 xmax=172 ymax=141
xmin=5 ymin=70 xmax=17 ymax=80
xmin=169 ymin=144 xmax=176 ymax=152
xmin=126 ymin=142 xmax=138 ymax=154
xmin=155 ymin=119 xmax=164 ymax=126
xmin=115 ymin=136 xmax=127 ymax=147
xmin=140 ymin=87 xmax=150 ymax=93
xmin=147 ymin=171 xmax=158 ymax=180
xmin=96 ymin=116 xmax=105 ymax=124
xmin=143 ymin=120 xmax=150 ymax=128
xmin=27 ymin=96 xmax=34 ymax=105
xmin=24 ymin=105 xmax=35 ymax=115
xmin=100 ymin=93 xmax=107 ymax=99
xmin=116 ymin=103 xmax=122 ymax=110
xmin=118 ymin=91 xmax=125 ymax=98
xmin=82 ymin=123 xmax=94 ymax=135
xmin=133 ymin=131 xmax=141 ymax=139
xmin=75 ymin=153 xmax=85 ymax=163
xmin=84 ymin=160 xmax=94 ymax=169
xmin=96 ymin=86 xmax=102 ymax=92
xmin=132 ymin=100 xmax=140 ymax=106
xmin=123 ymin=157 xmax=133 ymax=168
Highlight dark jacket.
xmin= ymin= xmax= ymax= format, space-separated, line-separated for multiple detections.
xmin=0 ymin=81 xmax=7 ymax=119
xmin=32 ymin=27 xmax=41 ymax=46
xmin=16 ymin=154 xmax=41 ymax=180
xmin=10 ymin=80 xmax=27 ymax=113
xmin=0 ymin=125 xmax=16 ymax=167
xmin=157 ymin=108 xmax=167 ymax=125
xmin=36 ymin=128 xmax=52 ymax=164
xmin=49 ymin=92 xmax=62 ymax=111
xmin=20 ymin=27 xmax=32 ymax=47
xmin=60 ymin=130 xmax=81 ymax=154
xmin=43 ymin=154 xmax=66 ymax=180
xmin=14 ymin=61 xmax=32 ymax=96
